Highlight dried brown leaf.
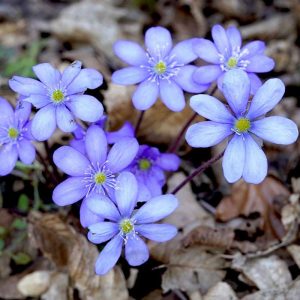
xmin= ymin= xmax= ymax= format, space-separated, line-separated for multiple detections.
xmin=204 ymin=282 xmax=238 ymax=300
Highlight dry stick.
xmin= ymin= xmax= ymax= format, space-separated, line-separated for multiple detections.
xmin=168 ymin=83 xmax=218 ymax=153
xmin=135 ymin=110 xmax=145 ymax=135
xmin=171 ymin=150 xmax=225 ymax=195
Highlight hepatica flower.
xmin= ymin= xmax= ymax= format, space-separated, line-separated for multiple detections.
xmin=86 ymin=172 xmax=178 ymax=275
xmin=193 ymin=24 xmax=275 ymax=94
xmin=127 ymin=145 xmax=180 ymax=201
xmin=186 ymin=69 xmax=298 ymax=184
xmin=0 ymin=97 xmax=35 ymax=176
xmin=9 ymin=61 xmax=104 ymax=141
xmin=112 ymin=26 xmax=209 ymax=112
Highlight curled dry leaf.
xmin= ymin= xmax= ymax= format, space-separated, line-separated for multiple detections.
xmin=41 ymin=272 xmax=69 ymax=300
xmin=204 ymin=281 xmax=238 ymax=300
xmin=28 ymin=212 xmax=128 ymax=300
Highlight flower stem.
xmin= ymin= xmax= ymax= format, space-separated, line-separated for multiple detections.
xmin=135 ymin=110 xmax=145 ymax=135
xmin=171 ymin=150 xmax=225 ymax=195
xmin=43 ymin=141 xmax=60 ymax=182
xmin=168 ymin=83 xmax=218 ymax=153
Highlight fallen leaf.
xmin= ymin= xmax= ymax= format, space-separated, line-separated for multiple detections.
xmin=41 ymin=272 xmax=69 ymax=300
xmin=204 ymin=281 xmax=238 ymax=300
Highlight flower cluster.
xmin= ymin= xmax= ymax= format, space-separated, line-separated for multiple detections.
xmin=0 ymin=23 xmax=298 ymax=276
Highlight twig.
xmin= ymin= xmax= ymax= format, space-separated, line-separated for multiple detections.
xmin=135 ymin=110 xmax=145 ymax=135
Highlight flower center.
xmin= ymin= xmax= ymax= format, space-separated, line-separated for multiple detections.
xmin=235 ymin=118 xmax=251 ymax=133
xmin=227 ymin=57 xmax=238 ymax=69
xmin=120 ymin=219 xmax=134 ymax=234
xmin=139 ymin=159 xmax=151 ymax=170
xmin=94 ymin=172 xmax=106 ymax=185
xmin=51 ymin=89 xmax=65 ymax=103
xmin=8 ymin=127 xmax=19 ymax=139
xmin=154 ymin=61 xmax=167 ymax=74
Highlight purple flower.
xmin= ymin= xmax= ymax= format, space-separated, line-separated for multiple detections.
xmin=112 ymin=26 xmax=209 ymax=112
xmin=127 ymin=145 xmax=180 ymax=201
xmin=86 ymin=172 xmax=178 ymax=275
xmin=0 ymin=97 xmax=35 ymax=176
xmin=52 ymin=125 xmax=139 ymax=227
xmin=9 ymin=61 xmax=104 ymax=141
xmin=186 ymin=69 xmax=298 ymax=184
xmin=193 ymin=24 xmax=275 ymax=94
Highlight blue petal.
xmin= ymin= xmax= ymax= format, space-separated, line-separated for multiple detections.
xmin=248 ymin=73 xmax=262 ymax=95
xmin=9 ymin=76 xmax=46 ymax=96
xmin=85 ymin=125 xmax=107 ymax=165
xmin=174 ymin=65 xmax=209 ymax=93
xmin=106 ymin=122 xmax=134 ymax=144
xmin=95 ymin=235 xmax=123 ymax=275
xmin=53 ymin=146 xmax=90 ymax=176
xmin=159 ymin=80 xmax=185 ymax=112
xmin=193 ymin=65 xmax=222 ymax=85
xmin=15 ymin=99 xmax=32 ymax=122
xmin=212 ymin=24 xmax=230 ymax=55
xmin=226 ymin=26 xmax=242 ymax=49
xmin=190 ymin=94 xmax=235 ymax=123
xmin=251 ymin=116 xmax=298 ymax=145
xmin=0 ymin=97 xmax=14 ymax=121
xmin=156 ymin=153 xmax=180 ymax=171
xmin=246 ymin=78 xmax=285 ymax=120
xmin=80 ymin=198 xmax=103 ymax=228
xmin=243 ymin=135 xmax=268 ymax=184
xmin=132 ymin=80 xmax=159 ymax=110
xmin=115 ymin=172 xmax=138 ymax=217
xmin=56 ymin=105 xmax=77 ymax=132
xmin=31 ymin=104 xmax=56 ymax=141
xmin=133 ymin=194 xmax=178 ymax=224
xmin=193 ymin=38 xmax=220 ymax=64
xmin=145 ymin=176 xmax=162 ymax=197
xmin=135 ymin=224 xmax=177 ymax=242
xmin=145 ymin=27 xmax=172 ymax=58
xmin=222 ymin=69 xmax=250 ymax=117
xmin=246 ymin=55 xmax=275 ymax=73
xmin=112 ymin=67 xmax=149 ymax=85
xmin=61 ymin=61 xmax=82 ymax=87
xmin=88 ymin=222 xmax=119 ymax=244
xmin=125 ymin=235 xmax=149 ymax=266
xmin=67 ymin=95 xmax=103 ymax=122
xmin=169 ymin=38 xmax=199 ymax=64
xmin=185 ymin=121 xmax=232 ymax=148
xmin=0 ymin=145 xmax=18 ymax=176
xmin=136 ymin=181 xmax=152 ymax=202
xmin=52 ymin=177 xmax=87 ymax=206
xmin=18 ymin=139 xmax=35 ymax=165
xmin=107 ymin=138 xmax=139 ymax=173
xmin=32 ymin=63 xmax=61 ymax=89
xmin=113 ymin=40 xmax=148 ymax=66
xmin=241 ymin=41 xmax=266 ymax=59
xmin=222 ymin=135 xmax=245 ymax=183
xmin=23 ymin=94 xmax=50 ymax=109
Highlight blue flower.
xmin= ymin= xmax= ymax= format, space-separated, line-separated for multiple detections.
xmin=127 ymin=145 xmax=180 ymax=201
xmin=9 ymin=61 xmax=104 ymax=141
xmin=86 ymin=172 xmax=178 ymax=275
xmin=112 ymin=26 xmax=209 ymax=112
xmin=52 ymin=125 xmax=139 ymax=227
xmin=185 ymin=69 xmax=298 ymax=184
xmin=0 ymin=97 xmax=35 ymax=176
xmin=193 ymin=24 xmax=275 ymax=94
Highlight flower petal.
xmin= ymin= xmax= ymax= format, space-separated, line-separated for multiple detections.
xmin=193 ymin=38 xmax=220 ymax=64
xmin=212 ymin=24 xmax=230 ymax=55
xmin=159 ymin=80 xmax=185 ymax=112
xmin=106 ymin=122 xmax=134 ymax=144
xmin=145 ymin=27 xmax=172 ymax=58
xmin=66 ymin=69 xmax=103 ymax=94
xmin=88 ymin=222 xmax=119 ymax=244
xmin=107 ymin=138 xmax=139 ymax=173
xmin=56 ymin=105 xmax=77 ymax=132
xmin=18 ymin=140 xmax=35 ymax=165
xmin=86 ymin=194 xmax=121 ymax=222
xmin=32 ymin=63 xmax=61 ymax=89
xmin=193 ymin=65 xmax=223 ymax=85
xmin=136 ymin=182 xmax=152 ymax=202
xmin=52 ymin=177 xmax=87 ymax=206
xmin=80 ymin=198 xmax=103 ymax=228
xmin=156 ymin=153 xmax=180 ymax=171
xmin=0 ymin=145 xmax=18 ymax=176
xmin=222 ymin=69 xmax=250 ymax=117
xmin=133 ymin=194 xmax=178 ymax=224
xmin=85 ymin=125 xmax=107 ymax=165
xmin=53 ymin=146 xmax=90 ymax=176
xmin=15 ymin=100 xmax=31 ymax=122
xmin=31 ymin=104 xmax=56 ymax=141
xmin=125 ymin=235 xmax=149 ymax=266
xmin=185 ymin=121 xmax=232 ymax=148
xmin=246 ymin=55 xmax=275 ymax=73
xmin=61 ymin=60 xmax=82 ymax=87
xmin=115 ymin=172 xmax=138 ymax=217
xmin=174 ymin=65 xmax=209 ymax=93
xmin=0 ymin=97 xmax=14 ymax=120
xmin=95 ymin=235 xmax=123 ymax=275
xmin=67 ymin=95 xmax=103 ymax=122
xmin=246 ymin=78 xmax=285 ymax=119
xmin=136 ymin=224 xmax=177 ymax=242
xmin=251 ymin=116 xmax=299 ymax=145
xmin=112 ymin=67 xmax=149 ymax=85
xmin=190 ymin=94 xmax=235 ymax=123
xmin=248 ymin=73 xmax=262 ymax=95
xmin=243 ymin=135 xmax=268 ymax=184
xmin=113 ymin=40 xmax=148 ymax=66
xmin=23 ymin=94 xmax=50 ymax=109
xmin=132 ymin=80 xmax=159 ymax=110
xmin=226 ymin=26 xmax=242 ymax=49
xmin=169 ymin=38 xmax=199 ymax=64
xmin=9 ymin=76 xmax=46 ymax=96
xmin=145 ymin=176 xmax=162 ymax=197
xmin=222 ymin=135 xmax=245 ymax=183
xmin=241 ymin=41 xmax=266 ymax=59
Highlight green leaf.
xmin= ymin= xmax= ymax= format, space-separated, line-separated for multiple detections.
xmin=17 ymin=194 xmax=29 ymax=213
xmin=0 ymin=239 xmax=4 ymax=251
xmin=11 ymin=218 xmax=27 ymax=230
xmin=12 ymin=252 xmax=32 ymax=265
xmin=0 ymin=226 xmax=7 ymax=236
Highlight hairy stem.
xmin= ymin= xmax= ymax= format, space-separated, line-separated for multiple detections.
xmin=135 ymin=110 xmax=145 ymax=135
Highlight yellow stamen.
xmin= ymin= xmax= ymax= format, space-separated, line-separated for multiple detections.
xmin=227 ymin=57 xmax=238 ymax=69
xmin=139 ymin=159 xmax=151 ymax=170
xmin=120 ymin=219 xmax=134 ymax=234
xmin=8 ymin=127 xmax=19 ymax=139
xmin=235 ymin=118 xmax=251 ymax=133
xmin=154 ymin=61 xmax=167 ymax=74
xmin=52 ymin=90 xmax=64 ymax=103
xmin=94 ymin=172 xmax=106 ymax=184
